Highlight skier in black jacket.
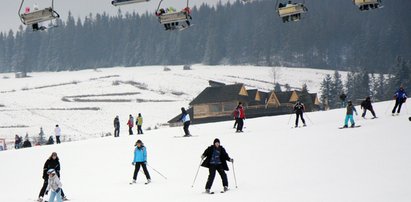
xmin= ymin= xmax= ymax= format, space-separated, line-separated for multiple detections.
xmin=38 ymin=152 xmax=67 ymax=202
xmin=114 ymin=115 xmax=120 ymax=137
xmin=360 ymin=96 xmax=377 ymax=119
xmin=293 ymin=100 xmax=306 ymax=127
xmin=201 ymin=138 xmax=233 ymax=193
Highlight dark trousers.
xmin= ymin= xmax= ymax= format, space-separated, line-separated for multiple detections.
xmin=129 ymin=127 xmax=133 ymax=135
xmin=183 ymin=121 xmax=190 ymax=136
xmin=205 ymin=164 xmax=228 ymax=189
xmin=236 ymin=118 xmax=244 ymax=132
xmin=56 ymin=136 xmax=61 ymax=144
xmin=114 ymin=127 xmax=120 ymax=137
xmin=392 ymin=100 xmax=404 ymax=114
xmin=362 ymin=108 xmax=376 ymax=117
xmin=137 ymin=125 xmax=143 ymax=134
xmin=133 ymin=162 xmax=151 ymax=181
xmin=295 ymin=112 xmax=306 ymax=126
xmin=233 ymin=119 xmax=238 ymax=128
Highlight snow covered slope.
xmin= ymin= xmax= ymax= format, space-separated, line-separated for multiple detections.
xmin=0 ymin=101 xmax=410 ymax=202
xmin=0 ymin=65 xmax=344 ymax=142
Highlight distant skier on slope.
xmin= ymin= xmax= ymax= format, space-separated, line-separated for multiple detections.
xmin=234 ymin=102 xmax=246 ymax=133
xmin=360 ymin=96 xmax=377 ymax=119
xmin=114 ymin=115 xmax=120 ymax=137
xmin=201 ymin=138 xmax=234 ymax=194
xmin=342 ymin=100 xmax=358 ymax=128
xmin=179 ymin=107 xmax=191 ymax=137
xmin=293 ymin=100 xmax=307 ymax=127
xmin=127 ymin=114 xmax=134 ymax=135
xmin=54 ymin=125 xmax=61 ymax=144
xmin=392 ymin=86 xmax=408 ymax=116
xmin=130 ymin=140 xmax=151 ymax=184
xmin=136 ymin=113 xmax=144 ymax=135
xmin=46 ymin=169 xmax=63 ymax=202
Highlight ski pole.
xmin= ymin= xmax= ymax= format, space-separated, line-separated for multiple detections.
xmin=147 ymin=164 xmax=167 ymax=180
xmin=191 ymin=158 xmax=203 ymax=188
xmin=287 ymin=113 xmax=293 ymax=125
xmin=231 ymin=161 xmax=238 ymax=188
xmin=305 ymin=113 xmax=314 ymax=125
xmin=384 ymin=101 xmax=393 ymax=115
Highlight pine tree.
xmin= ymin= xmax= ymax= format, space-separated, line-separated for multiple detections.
xmin=330 ymin=71 xmax=344 ymax=108
xmin=320 ymin=74 xmax=333 ymax=110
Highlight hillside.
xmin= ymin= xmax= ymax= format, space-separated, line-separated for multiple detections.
xmin=0 ymin=65 xmax=344 ymax=143
xmin=0 ymin=101 xmax=410 ymax=202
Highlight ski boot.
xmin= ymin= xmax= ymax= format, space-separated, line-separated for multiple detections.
xmin=145 ymin=179 xmax=151 ymax=185
xmin=37 ymin=197 xmax=43 ymax=202
xmin=223 ymin=186 xmax=229 ymax=192
xmin=343 ymin=125 xmax=348 ymax=128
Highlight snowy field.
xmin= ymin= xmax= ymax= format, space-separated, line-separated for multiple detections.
xmin=0 ymin=101 xmax=410 ymax=202
xmin=0 ymin=65 xmax=344 ymax=144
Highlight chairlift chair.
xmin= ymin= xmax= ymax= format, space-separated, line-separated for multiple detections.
xmin=111 ymin=0 xmax=150 ymax=7
xmin=156 ymin=0 xmax=192 ymax=30
xmin=276 ymin=0 xmax=307 ymax=23
xmin=353 ymin=0 xmax=382 ymax=11
xmin=18 ymin=0 xmax=60 ymax=26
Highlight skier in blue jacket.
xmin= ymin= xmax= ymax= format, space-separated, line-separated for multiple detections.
xmin=131 ymin=140 xmax=151 ymax=184
xmin=392 ymin=86 xmax=408 ymax=116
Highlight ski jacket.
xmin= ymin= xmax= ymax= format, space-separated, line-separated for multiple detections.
xmin=47 ymin=175 xmax=62 ymax=192
xmin=43 ymin=158 xmax=61 ymax=179
xmin=361 ymin=99 xmax=373 ymax=110
xmin=346 ymin=105 xmax=357 ymax=115
xmin=235 ymin=106 xmax=245 ymax=119
xmin=54 ymin=127 xmax=61 ymax=137
xmin=127 ymin=117 xmax=134 ymax=128
xmin=180 ymin=113 xmax=191 ymax=123
xmin=201 ymin=146 xmax=231 ymax=171
xmin=294 ymin=103 xmax=305 ymax=113
xmin=137 ymin=117 xmax=143 ymax=126
xmin=394 ymin=89 xmax=408 ymax=102
xmin=133 ymin=146 xmax=147 ymax=163
xmin=114 ymin=117 xmax=120 ymax=128
xmin=340 ymin=94 xmax=347 ymax=101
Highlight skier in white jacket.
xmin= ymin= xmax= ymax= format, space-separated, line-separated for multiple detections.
xmin=54 ymin=125 xmax=61 ymax=144
xmin=46 ymin=169 xmax=63 ymax=202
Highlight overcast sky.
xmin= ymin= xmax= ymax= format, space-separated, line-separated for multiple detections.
xmin=0 ymin=0 xmax=231 ymax=33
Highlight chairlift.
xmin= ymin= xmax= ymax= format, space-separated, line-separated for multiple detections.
xmin=276 ymin=0 xmax=307 ymax=23
xmin=353 ymin=0 xmax=382 ymax=11
xmin=18 ymin=0 xmax=60 ymax=27
xmin=155 ymin=0 xmax=192 ymax=31
xmin=111 ymin=0 xmax=150 ymax=7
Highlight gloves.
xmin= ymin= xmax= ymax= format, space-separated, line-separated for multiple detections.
xmin=45 ymin=190 xmax=49 ymax=195
xmin=132 ymin=162 xmax=135 ymax=166
xmin=230 ymin=158 xmax=234 ymax=163
xmin=201 ymin=155 xmax=205 ymax=159
xmin=55 ymin=188 xmax=61 ymax=193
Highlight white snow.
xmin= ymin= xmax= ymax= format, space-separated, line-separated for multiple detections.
xmin=0 ymin=100 xmax=410 ymax=202
xmin=0 ymin=65 xmax=410 ymax=201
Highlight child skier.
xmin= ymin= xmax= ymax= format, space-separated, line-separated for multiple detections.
xmin=343 ymin=100 xmax=358 ymax=128
xmin=201 ymin=138 xmax=234 ymax=194
xmin=131 ymin=140 xmax=151 ymax=184
xmin=46 ymin=169 xmax=63 ymax=202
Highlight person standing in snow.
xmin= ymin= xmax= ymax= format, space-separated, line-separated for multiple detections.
xmin=391 ymin=86 xmax=408 ymax=116
xmin=201 ymin=138 xmax=233 ymax=193
xmin=131 ymin=140 xmax=151 ymax=184
xmin=54 ymin=125 xmax=61 ymax=144
xmin=46 ymin=169 xmax=63 ymax=202
xmin=343 ymin=100 xmax=358 ymax=128
xmin=15 ymin=135 xmax=22 ymax=149
xmin=136 ymin=113 xmax=143 ymax=135
xmin=179 ymin=107 xmax=191 ymax=137
xmin=38 ymin=152 xmax=67 ymax=202
xmin=234 ymin=102 xmax=246 ymax=133
xmin=360 ymin=96 xmax=377 ymax=119
xmin=127 ymin=114 xmax=134 ymax=135
xmin=293 ymin=100 xmax=306 ymax=127
xmin=114 ymin=116 xmax=120 ymax=137
xmin=340 ymin=92 xmax=347 ymax=108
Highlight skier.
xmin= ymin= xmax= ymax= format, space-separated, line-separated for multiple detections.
xmin=234 ymin=102 xmax=245 ymax=133
xmin=114 ymin=115 xmax=120 ymax=137
xmin=201 ymin=138 xmax=233 ymax=194
xmin=54 ymin=125 xmax=61 ymax=144
xmin=127 ymin=114 xmax=134 ymax=135
xmin=339 ymin=92 xmax=347 ymax=108
xmin=38 ymin=152 xmax=67 ymax=201
xmin=391 ymin=86 xmax=408 ymax=116
xmin=46 ymin=169 xmax=63 ymax=202
xmin=343 ymin=100 xmax=358 ymax=128
xmin=181 ymin=7 xmax=192 ymax=27
xmin=179 ymin=107 xmax=191 ymax=137
xmin=232 ymin=109 xmax=239 ymax=129
xmin=136 ymin=113 xmax=143 ymax=135
xmin=131 ymin=140 xmax=151 ymax=184
xmin=14 ymin=135 xmax=22 ymax=149
xmin=360 ymin=96 xmax=377 ymax=119
xmin=47 ymin=136 xmax=55 ymax=145
xmin=293 ymin=100 xmax=306 ymax=127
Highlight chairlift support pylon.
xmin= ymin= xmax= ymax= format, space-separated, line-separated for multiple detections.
xmin=18 ymin=0 xmax=60 ymax=26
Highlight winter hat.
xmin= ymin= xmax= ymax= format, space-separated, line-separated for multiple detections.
xmin=213 ymin=138 xmax=220 ymax=145
xmin=47 ymin=169 xmax=56 ymax=174
xmin=136 ymin=140 xmax=143 ymax=145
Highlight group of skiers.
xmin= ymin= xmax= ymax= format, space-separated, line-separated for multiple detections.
xmin=233 ymin=102 xmax=246 ymax=132
xmin=114 ymin=113 xmax=144 ymax=137
xmin=37 ymin=152 xmax=67 ymax=202
xmin=14 ymin=125 xmax=62 ymax=149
